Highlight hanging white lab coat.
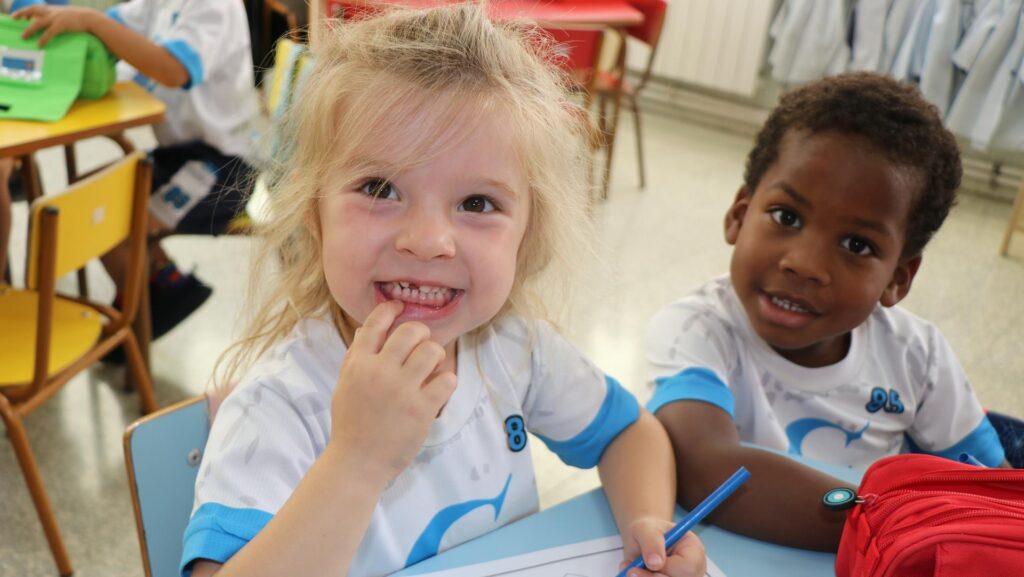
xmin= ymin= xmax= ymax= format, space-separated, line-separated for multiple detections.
xmin=890 ymin=0 xmax=936 ymax=81
xmin=947 ymin=0 xmax=1022 ymax=147
xmin=916 ymin=0 xmax=969 ymax=115
xmin=851 ymin=0 xmax=893 ymax=71
xmin=882 ymin=0 xmax=927 ymax=72
xmin=983 ymin=9 xmax=1024 ymax=150
xmin=769 ymin=0 xmax=850 ymax=84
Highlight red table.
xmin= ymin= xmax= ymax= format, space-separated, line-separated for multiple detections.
xmin=325 ymin=0 xmax=642 ymax=27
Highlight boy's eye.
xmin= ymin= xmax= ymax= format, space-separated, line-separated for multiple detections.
xmin=358 ymin=178 xmax=398 ymax=200
xmin=769 ymin=208 xmax=801 ymax=229
xmin=841 ymin=236 xmax=875 ymax=256
xmin=459 ymin=195 xmax=496 ymax=213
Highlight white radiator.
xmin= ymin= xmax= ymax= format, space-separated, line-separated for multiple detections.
xmin=629 ymin=0 xmax=776 ymax=97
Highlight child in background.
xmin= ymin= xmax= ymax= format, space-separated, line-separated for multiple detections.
xmin=13 ymin=0 xmax=260 ymax=339
xmin=183 ymin=6 xmax=705 ymax=577
xmin=1 ymin=1 xmax=55 ymax=283
xmin=647 ymin=72 xmax=1010 ymax=552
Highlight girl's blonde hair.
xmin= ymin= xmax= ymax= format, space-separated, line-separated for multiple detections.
xmin=215 ymin=2 xmax=596 ymax=390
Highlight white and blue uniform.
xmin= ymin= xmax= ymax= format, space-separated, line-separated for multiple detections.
xmin=646 ymin=276 xmax=1004 ymax=470
xmin=181 ymin=316 xmax=639 ymax=577
xmin=107 ymin=0 xmax=260 ymax=231
xmin=106 ymin=0 xmax=257 ymax=159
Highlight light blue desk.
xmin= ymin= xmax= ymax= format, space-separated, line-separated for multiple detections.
xmin=394 ymin=453 xmax=863 ymax=577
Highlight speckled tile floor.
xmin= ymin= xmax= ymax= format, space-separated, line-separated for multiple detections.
xmin=2 ymin=109 xmax=1022 ymax=576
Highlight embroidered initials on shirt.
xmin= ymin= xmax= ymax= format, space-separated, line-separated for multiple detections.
xmin=866 ymin=387 xmax=905 ymax=414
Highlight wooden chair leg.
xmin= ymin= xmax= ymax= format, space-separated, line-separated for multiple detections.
xmin=631 ymin=95 xmax=645 ymax=190
xmin=62 ymin=144 xmax=92 ymax=298
xmin=1000 ymin=180 xmax=1024 ymax=255
xmin=0 ymin=396 xmax=73 ymax=577
xmin=125 ymin=244 xmax=152 ymax=393
xmin=123 ymin=330 xmax=158 ymax=414
xmin=19 ymin=154 xmax=43 ymax=204
xmin=602 ymin=89 xmax=624 ymax=200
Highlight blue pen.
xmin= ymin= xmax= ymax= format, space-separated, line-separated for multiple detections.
xmin=958 ymin=452 xmax=986 ymax=467
xmin=614 ymin=466 xmax=751 ymax=577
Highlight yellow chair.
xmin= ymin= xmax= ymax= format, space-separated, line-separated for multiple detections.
xmin=0 ymin=152 xmax=158 ymax=577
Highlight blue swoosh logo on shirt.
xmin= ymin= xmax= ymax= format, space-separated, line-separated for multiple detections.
xmin=405 ymin=474 xmax=512 ymax=567
xmin=786 ymin=419 xmax=869 ymax=456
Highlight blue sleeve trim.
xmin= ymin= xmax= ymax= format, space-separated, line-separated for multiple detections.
xmin=646 ymin=367 xmax=735 ymax=418
xmin=536 ymin=376 xmax=640 ymax=469
xmin=11 ymin=0 xmax=45 ymax=12
xmin=162 ymin=39 xmax=204 ymax=89
xmin=180 ymin=503 xmax=273 ymax=576
xmin=923 ymin=417 xmax=1006 ymax=467
xmin=104 ymin=6 xmax=125 ymax=26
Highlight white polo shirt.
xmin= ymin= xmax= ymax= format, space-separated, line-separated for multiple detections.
xmin=182 ymin=316 xmax=640 ymax=577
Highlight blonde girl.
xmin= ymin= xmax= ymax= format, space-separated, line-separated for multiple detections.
xmin=184 ymin=5 xmax=705 ymax=577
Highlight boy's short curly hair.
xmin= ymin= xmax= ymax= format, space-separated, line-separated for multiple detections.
xmin=743 ymin=72 xmax=962 ymax=257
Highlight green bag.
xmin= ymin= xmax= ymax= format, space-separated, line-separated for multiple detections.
xmin=0 ymin=13 xmax=117 ymax=122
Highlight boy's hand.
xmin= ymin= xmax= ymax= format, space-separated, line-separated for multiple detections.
xmin=620 ymin=517 xmax=706 ymax=577
xmin=13 ymin=5 xmax=99 ymax=47
xmin=328 ymin=300 xmax=457 ymax=485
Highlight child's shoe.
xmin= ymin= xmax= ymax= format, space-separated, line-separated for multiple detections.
xmin=149 ymin=269 xmax=213 ymax=339
xmin=102 ymin=264 xmax=212 ymax=364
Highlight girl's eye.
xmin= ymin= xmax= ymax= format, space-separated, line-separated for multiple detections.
xmin=459 ymin=195 xmax=496 ymax=213
xmin=358 ymin=178 xmax=398 ymax=200
xmin=841 ymin=236 xmax=876 ymax=257
xmin=769 ymin=208 xmax=801 ymax=229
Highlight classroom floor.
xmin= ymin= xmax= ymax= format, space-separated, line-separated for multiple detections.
xmin=3 ymin=107 xmax=1023 ymax=577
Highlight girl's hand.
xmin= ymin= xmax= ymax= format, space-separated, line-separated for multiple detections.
xmin=619 ymin=517 xmax=706 ymax=577
xmin=328 ymin=300 xmax=457 ymax=485
xmin=13 ymin=5 xmax=100 ymax=47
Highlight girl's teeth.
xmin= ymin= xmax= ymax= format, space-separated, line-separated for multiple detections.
xmin=383 ymin=282 xmax=455 ymax=307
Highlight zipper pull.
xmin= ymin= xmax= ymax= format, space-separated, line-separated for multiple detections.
xmin=822 ymin=487 xmax=863 ymax=512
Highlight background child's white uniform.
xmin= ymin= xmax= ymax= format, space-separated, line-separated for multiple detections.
xmin=646 ymin=276 xmax=1005 ymax=469
xmin=106 ymin=0 xmax=257 ymax=160
xmin=182 ymin=317 xmax=639 ymax=577
xmin=105 ymin=0 xmax=260 ymax=233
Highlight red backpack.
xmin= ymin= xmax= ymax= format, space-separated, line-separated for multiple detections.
xmin=835 ymin=454 xmax=1024 ymax=577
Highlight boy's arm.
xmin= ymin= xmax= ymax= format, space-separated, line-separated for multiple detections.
xmin=14 ymin=5 xmax=188 ymax=87
xmin=656 ymin=400 xmax=852 ymax=552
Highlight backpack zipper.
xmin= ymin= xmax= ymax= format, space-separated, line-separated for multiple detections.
xmin=875 ymin=507 xmax=1024 ymax=551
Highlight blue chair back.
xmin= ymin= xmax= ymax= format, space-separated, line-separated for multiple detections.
xmin=124 ymin=396 xmax=210 ymax=577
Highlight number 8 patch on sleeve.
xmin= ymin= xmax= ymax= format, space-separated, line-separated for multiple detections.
xmin=505 ymin=415 xmax=526 ymax=452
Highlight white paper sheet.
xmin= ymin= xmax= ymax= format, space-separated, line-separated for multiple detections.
xmin=403 ymin=535 xmax=727 ymax=577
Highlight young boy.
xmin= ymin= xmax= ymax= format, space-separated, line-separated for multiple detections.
xmin=647 ymin=72 xmax=1009 ymax=552
xmin=13 ymin=0 xmax=260 ymax=339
